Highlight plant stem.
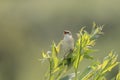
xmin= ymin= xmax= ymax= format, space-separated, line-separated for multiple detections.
xmin=75 ymin=36 xmax=82 ymax=80
xmin=49 ymin=59 xmax=52 ymax=80
xmin=55 ymin=67 xmax=66 ymax=80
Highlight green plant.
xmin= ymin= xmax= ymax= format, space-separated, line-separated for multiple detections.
xmin=40 ymin=23 xmax=119 ymax=80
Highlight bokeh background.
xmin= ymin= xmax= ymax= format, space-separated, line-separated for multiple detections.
xmin=0 ymin=0 xmax=120 ymax=80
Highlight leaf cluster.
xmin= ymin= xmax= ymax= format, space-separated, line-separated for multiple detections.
xmin=41 ymin=22 xmax=119 ymax=80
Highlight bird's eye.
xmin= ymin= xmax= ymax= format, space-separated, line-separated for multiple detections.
xmin=64 ymin=30 xmax=72 ymax=35
xmin=64 ymin=31 xmax=69 ymax=34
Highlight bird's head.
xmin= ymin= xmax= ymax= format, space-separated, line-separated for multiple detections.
xmin=63 ymin=30 xmax=73 ymax=39
xmin=64 ymin=30 xmax=72 ymax=36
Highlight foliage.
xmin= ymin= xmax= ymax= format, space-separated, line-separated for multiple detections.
xmin=40 ymin=22 xmax=119 ymax=80
xmin=116 ymin=72 xmax=120 ymax=80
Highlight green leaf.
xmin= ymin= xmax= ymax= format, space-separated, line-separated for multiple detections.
xmin=101 ymin=52 xmax=119 ymax=74
xmin=42 ymin=52 xmax=47 ymax=58
xmin=102 ymin=62 xmax=119 ymax=74
xmin=90 ymin=23 xmax=103 ymax=39
xmin=42 ymin=51 xmax=50 ymax=58
xmin=116 ymin=72 xmax=120 ymax=80
xmin=51 ymin=42 xmax=59 ymax=68
xmin=102 ymin=56 xmax=110 ymax=69
xmin=56 ymin=40 xmax=62 ymax=53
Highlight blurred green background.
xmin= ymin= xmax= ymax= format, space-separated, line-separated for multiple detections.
xmin=0 ymin=0 xmax=120 ymax=80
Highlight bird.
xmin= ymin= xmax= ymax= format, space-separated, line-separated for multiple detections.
xmin=53 ymin=30 xmax=74 ymax=73
xmin=62 ymin=30 xmax=74 ymax=58
xmin=59 ymin=30 xmax=74 ymax=67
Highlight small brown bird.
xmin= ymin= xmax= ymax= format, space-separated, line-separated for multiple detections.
xmin=61 ymin=30 xmax=74 ymax=57
xmin=56 ymin=30 xmax=74 ymax=67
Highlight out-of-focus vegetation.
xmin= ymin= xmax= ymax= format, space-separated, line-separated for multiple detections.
xmin=0 ymin=0 xmax=120 ymax=80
